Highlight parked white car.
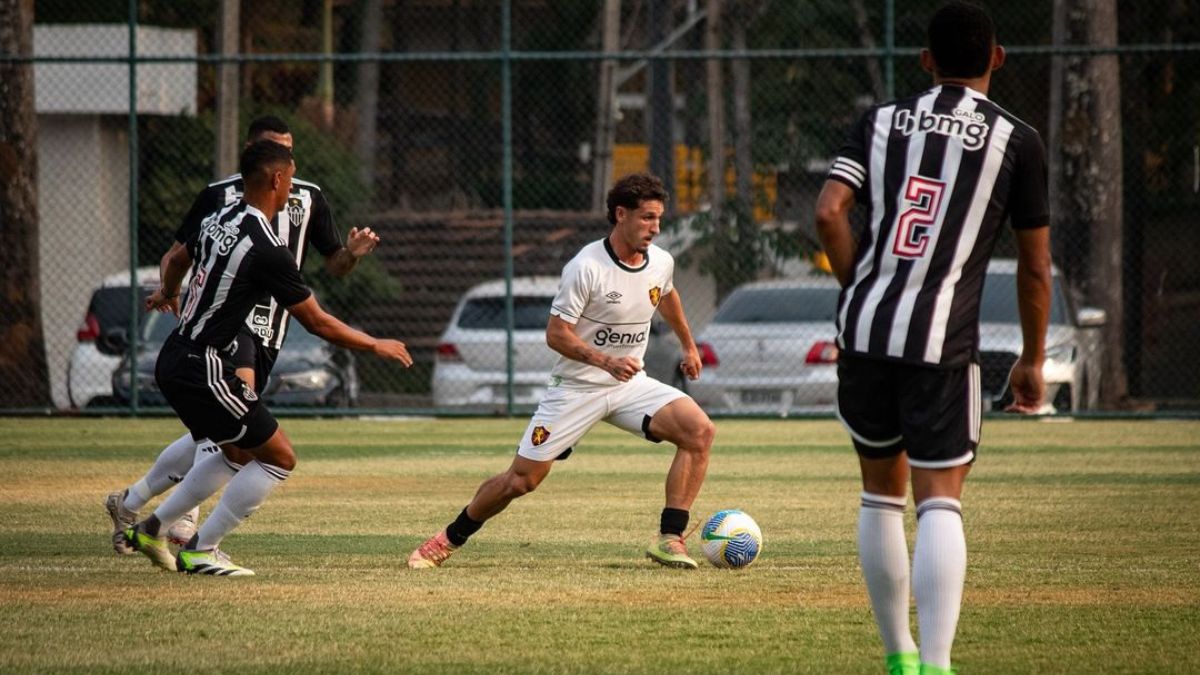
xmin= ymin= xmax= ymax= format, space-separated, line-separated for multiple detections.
xmin=431 ymin=277 xmax=684 ymax=411
xmin=977 ymin=259 xmax=1106 ymax=412
xmin=689 ymin=259 xmax=1106 ymax=416
xmin=66 ymin=267 xmax=161 ymax=408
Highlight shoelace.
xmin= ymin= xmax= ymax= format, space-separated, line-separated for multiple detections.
xmin=418 ymin=535 xmax=453 ymax=563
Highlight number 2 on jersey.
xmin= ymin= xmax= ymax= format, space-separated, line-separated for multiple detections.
xmin=892 ymin=175 xmax=946 ymax=259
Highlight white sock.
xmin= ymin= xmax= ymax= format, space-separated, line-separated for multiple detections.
xmin=193 ymin=437 xmax=221 ymax=466
xmin=194 ymin=461 xmax=291 ymax=551
xmin=913 ymin=497 xmax=966 ymax=669
xmin=151 ymin=452 xmax=242 ymax=532
xmin=859 ymin=492 xmax=917 ymax=656
xmin=123 ymin=433 xmax=197 ymax=511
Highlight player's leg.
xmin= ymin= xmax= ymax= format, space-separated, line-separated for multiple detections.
xmin=409 ymin=385 xmax=602 ymax=569
xmin=606 ymin=378 xmax=711 ymax=569
xmin=176 ymin=424 xmax=294 ymax=577
xmin=900 ymin=361 xmax=980 ymax=674
xmin=837 ymin=355 xmax=919 ymax=674
xmin=105 ymin=432 xmax=215 ymax=554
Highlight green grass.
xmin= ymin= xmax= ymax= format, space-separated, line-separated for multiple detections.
xmin=0 ymin=417 xmax=1198 ymax=674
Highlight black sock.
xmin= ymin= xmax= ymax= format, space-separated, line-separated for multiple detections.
xmin=445 ymin=507 xmax=484 ymax=547
xmin=142 ymin=514 xmax=162 ymax=537
xmin=660 ymin=507 xmax=689 ymax=537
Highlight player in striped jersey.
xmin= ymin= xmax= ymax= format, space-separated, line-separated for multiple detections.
xmin=814 ymin=3 xmax=1053 ymax=674
xmin=121 ymin=140 xmax=413 ymax=576
xmin=105 ymin=116 xmax=380 ymax=555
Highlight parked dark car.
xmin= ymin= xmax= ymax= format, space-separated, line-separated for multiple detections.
xmin=112 ymin=311 xmax=359 ymax=408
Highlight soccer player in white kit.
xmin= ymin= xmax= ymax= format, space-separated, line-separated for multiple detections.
xmin=409 ymin=172 xmax=715 ymax=569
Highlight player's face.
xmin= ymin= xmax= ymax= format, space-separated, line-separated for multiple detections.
xmin=615 ymin=199 xmax=664 ymax=254
xmin=274 ymin=160 xmax=296 ymax=211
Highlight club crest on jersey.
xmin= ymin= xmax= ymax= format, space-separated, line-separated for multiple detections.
xmin=242 ymin=383 xmax=258 ymax=402
xmin=286 ymin=198 xmax=304 ymax=228
xmin=893 ymin=107 xmax=989 ymax=151
xmin=531 ymin=425 xmax=551 ymax=446
xmin=648 ymin=286 xmax=662 ymax=307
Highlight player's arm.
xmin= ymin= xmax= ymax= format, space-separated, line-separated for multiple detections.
xmin=323 ymin=228 xmax=380 ymax=277
xmin=287 ymin=295 xmax=412 ymax=366
xmin=255 ymin=245 xmax=412 ymax=366
xmin=545 ymin=315 xmax=640 ymax=383
xmin=655 ymin=289 xmax=702 ymax=381
xmin=814 ymin=179 xmax=858 ymax=288
xmin=146 ymin=242 xmax=192 ymax=315
xmin=309 ymin=189 xmax=379 ymax=278
xmin=1007 ymin=225 xmax=1052 ymax=413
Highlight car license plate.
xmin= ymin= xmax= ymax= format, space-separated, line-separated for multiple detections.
xmin=741 ymin=389 xmax=782 ymax=405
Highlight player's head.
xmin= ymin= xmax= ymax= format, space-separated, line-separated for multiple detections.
xmin=240 ymin=139 xmax=295 ymax=212
xmin=607 ymin=173 xmax=668 ymax=254
xmin=925 ymin=1 xmax=999 ymax=80
xmin=245 ymin=115 xmax=294 ymax=151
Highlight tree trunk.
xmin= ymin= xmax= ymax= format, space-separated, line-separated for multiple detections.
xmin=647 ymin=0 xmax=674 ymax=212
xmin=849 ymin=0 xmax=885 ymax=101
xmin=355 ymin=0 xmax=383 ymax=193
xmin=1057 ymin=0 xmax=1127 ymax=405
xmin=730 ymin=10 xmax=752 ymax=216
xmin=0 ymin=0 xmax=52 ymax=408
xmin=215 ymin=0 xmax=240 ymax=178
xmin=591 ymin=0 xmax=620 ymax=212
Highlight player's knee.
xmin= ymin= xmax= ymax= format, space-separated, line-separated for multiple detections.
xmin=685 ymin=417 xmax=716 ymax=453
xmin=506 ymin=472 xmax=539 ymax=497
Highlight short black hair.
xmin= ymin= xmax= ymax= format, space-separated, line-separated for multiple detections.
xmin=246 ymin=115 xmax=291 ymax=141
xmin=927 ymin=1 xmax=996 ymax=79
xmin=239 ymin=140 xmax=293 ymax=185
xmin=606 ymin=173 xmax=669 ymax=224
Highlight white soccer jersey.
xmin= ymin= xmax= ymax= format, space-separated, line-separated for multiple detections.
xmin=549 ymin=238 xmax=675 ymax=387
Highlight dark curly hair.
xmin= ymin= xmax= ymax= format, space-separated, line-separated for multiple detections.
xmin=606 ymin=173 xmax=669 ymax=225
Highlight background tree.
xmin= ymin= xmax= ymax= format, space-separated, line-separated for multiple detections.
xmin=0 ymin=0 xmax=51 ymax=407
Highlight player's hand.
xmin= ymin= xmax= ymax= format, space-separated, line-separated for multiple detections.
xmin=373 ymin=339 xmax=413 ymax=367
xmin=679 ymin=346 xmax=702 ymax=381
xmin=1005 ymin=355 xmax=1045 ymax=414
xmin=605 ymin=355 xmax=642 ymax=382
xmin=346 ymin=227 xmax=380 ymax=259
xmin=145 ymin=288 xmax=180 ymax=316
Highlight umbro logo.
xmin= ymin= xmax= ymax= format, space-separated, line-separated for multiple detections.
xmin=605 ymin=291 xmax=623 ymax=304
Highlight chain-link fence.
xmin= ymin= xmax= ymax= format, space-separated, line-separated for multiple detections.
xmin=2 ymin=0 xmax=1197 ymax=417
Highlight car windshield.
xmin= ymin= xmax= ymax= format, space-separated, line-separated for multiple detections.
xmin=712 ymin=286 xmax=841 ymax=324
xmin=92 ymin=286 xmax=154 ymax=333
xmin=980 ymin=273 xmax=1067 ymax=324
xmin=141 ymin=311 xmax=180 ymax=344
xmin=457 ymin=296 xmax=553 ymax=330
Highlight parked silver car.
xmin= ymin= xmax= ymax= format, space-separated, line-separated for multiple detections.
xmin=431 ymin=277 xmax=684 ymax=411
xmin=688 ymin=276 xmax=843 ymax=416
xmin=689 ymin=260 xmax=1105 ymax=416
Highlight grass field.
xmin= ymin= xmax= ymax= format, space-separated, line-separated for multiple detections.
xmin=0 ymin=417 xmax=1197 ymax=674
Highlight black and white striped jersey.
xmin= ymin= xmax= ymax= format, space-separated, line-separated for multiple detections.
xmin=175 ymin=201 xmax=312 ymax=350
xmin=826 ymin=84 xmax=1049 ymax=368
xmin=175 ymin=174 xmax=341 ymax=351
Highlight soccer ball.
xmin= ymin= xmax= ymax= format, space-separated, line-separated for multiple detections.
xmin=700 ymin=509 xmax=763 ymax=568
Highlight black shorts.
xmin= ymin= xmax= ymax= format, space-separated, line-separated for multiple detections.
xmin=156 ymin=335 xmax=279 ymax=449
xmin=836 ymin=353 xmax=981 ymax=468
xmin=228 ymin=327 xmax=279 ymax=396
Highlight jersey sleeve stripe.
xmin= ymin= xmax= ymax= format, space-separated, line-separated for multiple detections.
xmin=828 ymin=169 xmax=864 ymax=189
xmin=833 ymin=157 xmax=866 ymax=180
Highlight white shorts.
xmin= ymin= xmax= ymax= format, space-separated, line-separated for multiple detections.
xmin=516 ymin=372 xmax=690 ymax=461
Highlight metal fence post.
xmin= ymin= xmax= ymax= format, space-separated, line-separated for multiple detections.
xmin=502 ymin=0 xmax=515 ymax=417
xmin=127 ymin=0 xmax=140 ymax=416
